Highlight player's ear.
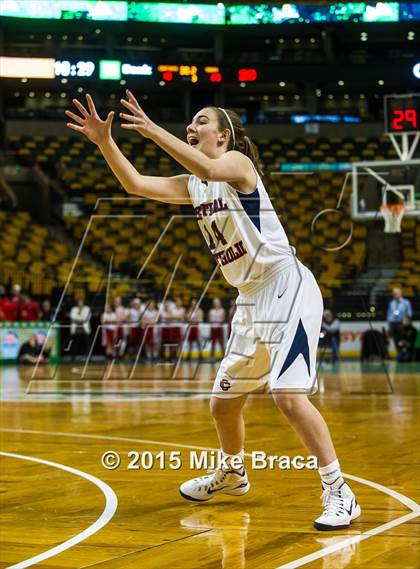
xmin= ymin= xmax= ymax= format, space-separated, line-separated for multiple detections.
xmin=217 ymin=128 xmax=229 ymax=146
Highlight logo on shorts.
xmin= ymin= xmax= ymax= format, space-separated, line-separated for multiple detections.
xmin=220 ymin=378 xmax=231 ymax=391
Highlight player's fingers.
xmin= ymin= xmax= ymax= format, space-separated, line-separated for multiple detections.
xmin=120 ymin=123 xmax=139 ymax=129
xmin=72 ymin=98 xmax=89 ymax=118
xmin=86 ymin=93 xmax=98 ymax=116
xmin=65 ymin=110 xmax=85 ymax=125
xmin=119 ymin=112 xmax=138 ymax=122
xmin=106 ymin=111 xmax=114 ymax=125
xmin=66 ymin=123 xmax=84 ymax=132
xmin=126 ymin=89 xmax=141 ymax=108
xmin=120 ymin=98 xmax=141 ymax=115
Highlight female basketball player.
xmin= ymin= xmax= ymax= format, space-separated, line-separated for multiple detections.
xmin=66 ymin=92 xmax=360 ymax=530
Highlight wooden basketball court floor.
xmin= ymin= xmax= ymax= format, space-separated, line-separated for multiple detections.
xmin=1 ymin=361 xmax=419 ymax=568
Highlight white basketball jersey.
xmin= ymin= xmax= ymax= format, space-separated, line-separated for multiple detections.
xmin=103 ymin=312 xmax=117 ymax=331
xmin=129 ymin=308 xmax=141 ymax=323
xmin=158 ymin=305 xmax=171 ymax=323
xmin=187 ymin=170 xmax=295 ymax=293
xmin=188 ymin=307 xmax=203 ymax=323
xmin=114 ymin=306 xmax=127 ymax=322
xmin=142 ymin=308 xmax=158 ymax=326
xmin=172 ymin=306 xmax=185 ymax=321
xmin=208 ymin=307 xmax=225 ymax=324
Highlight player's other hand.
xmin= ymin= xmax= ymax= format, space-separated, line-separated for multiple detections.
xmin=119 ymin=89 xmax=156 ymax=138
xmin=65 ymin=94 xmax=114 ymax=147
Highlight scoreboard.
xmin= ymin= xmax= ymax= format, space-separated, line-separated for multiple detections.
xmin=384 ymin=93 xmax=420 ymax=134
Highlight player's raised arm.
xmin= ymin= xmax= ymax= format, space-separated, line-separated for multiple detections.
xmin=119 ymin=89 xmax=255 ymax=188
xmin=65 ymin=94 xmax=191 ymax=205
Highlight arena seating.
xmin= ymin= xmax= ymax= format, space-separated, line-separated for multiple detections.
xmin=5 ymin=133 xmax=417 ymax=304
xmin=0 ymin=209 xmax=104 ymax=298
xmin=390 ymin=217 xmax=420 ymax=298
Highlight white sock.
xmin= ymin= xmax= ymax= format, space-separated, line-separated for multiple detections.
xmin=318 ymin=459 xmax=344 ymax=488
xmin=221 ymin=449 xmax=244 ymax=472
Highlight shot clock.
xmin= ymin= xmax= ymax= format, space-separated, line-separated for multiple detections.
xmin=384 ymin=93 xmax=420 ymax=134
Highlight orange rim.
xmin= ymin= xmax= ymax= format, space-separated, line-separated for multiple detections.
xmin=380 ymin=204 xmax=405 ymax=214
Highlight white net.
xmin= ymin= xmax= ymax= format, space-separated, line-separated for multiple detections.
xmin=380 ymin=204 xmax=405 ymax=233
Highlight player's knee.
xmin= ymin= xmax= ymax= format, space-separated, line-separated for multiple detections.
xmin=210 ymin=397 xmax=227 ymax=419
xmin=210 ymin=396 xmax=239 ymax=421
xmin=274 ymin=393 xmax=305 ymax=418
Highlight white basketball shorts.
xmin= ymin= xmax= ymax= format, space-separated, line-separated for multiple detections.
xmin=213 ymin=260 xmax=323 ymax=397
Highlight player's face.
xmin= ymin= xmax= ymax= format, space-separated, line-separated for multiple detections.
xmin=186 ymin=108 xmax=227 ymax=156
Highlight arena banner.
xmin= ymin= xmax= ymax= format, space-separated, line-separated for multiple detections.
xmin=167 ymin=321 xmax=418 ymax=359
xmin=0 ymin=322 xmax=60 ymax=364
xmin=334 ymin=320 xmax=419 ymax=357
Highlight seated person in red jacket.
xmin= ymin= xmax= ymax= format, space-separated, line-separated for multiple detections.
xmin=18 ymin=293 xmax=41 ymax=322
xmin=0 ymin=285 xmax=17 ymax=322
xmin=18 ymin=334 xmax=51 ymax=365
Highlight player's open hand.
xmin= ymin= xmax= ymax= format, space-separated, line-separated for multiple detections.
xmin=65 ymin=94 xmax=114 ymax=147
xmin=119 ymin=89 xmax=155 ymax=138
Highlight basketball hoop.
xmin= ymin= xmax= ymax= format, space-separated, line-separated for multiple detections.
xmin=380 ymin=203 xmax=405 ymax=233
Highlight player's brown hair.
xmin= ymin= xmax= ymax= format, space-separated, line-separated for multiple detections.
xmin=208 ymin=106 xmax=263 ymax=177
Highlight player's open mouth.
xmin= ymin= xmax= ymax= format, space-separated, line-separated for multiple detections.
xmin=187 ymin=136 xmax=199 ymax=146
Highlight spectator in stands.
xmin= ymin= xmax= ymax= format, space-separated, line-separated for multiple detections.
xmin=101 ymin=304 xmax=117 ymax=359
xmin=321 ymin=310 xmax=341 ymax=363
xmin=39 ymin=299 xmax=54 ymax=321
xmin=0 ymin=285 xmax=16 ymax=322
xmin=12 ymin=284 xmax=22 ymax=301
xmin=387 ymin=287 xmax=413 ymax=344
xmin=159 ymin=299 xmax=174 ymax=361
xmin=113 ymin=296 xmax=129 ymax=359
xmin=11 ymin=284 xmax=22 ymax=320
xmin=18 ymin=293 xmax=41 ymax=322
xmin=18 ymin=334 xmax=51 ymax=365
xmin=186 ymin=298 xmax=203 ymax=361
xmin=394 ymin=316 xmax=417 ymax=363
xmin=70 ymin=297 xmax=91 ymax=360
xmin=141 ymin=300 xmax=158 ymax=362
xmin=128 ymin=297 xmax=143 ymax=356
xmin=208 ymin=298 xmax=226 ymax=360
xmin=171 ymin=297 xmax=185 ymax=361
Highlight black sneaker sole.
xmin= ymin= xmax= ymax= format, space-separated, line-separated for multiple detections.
xmin=313 ymin=521 xmax=351 ymax=531
xmin=179 ymin=489 xmax=211 ymax=502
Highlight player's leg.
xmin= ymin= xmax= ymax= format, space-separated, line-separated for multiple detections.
xmin=179 ymin=395 xmax=251 ymax=502
xmin=271 ymin=389 xmax=336 ymax=465
xmin=267 ymin=262 xmax=361 ymax=530
xmin=272 ymin=387 xmax=360 ymax=530
xmin=210 ymin=393 xmax=247 ymax=455
xmin=179 ymin=326 xmax=268 ymax=502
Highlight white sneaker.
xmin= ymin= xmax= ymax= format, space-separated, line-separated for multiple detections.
xmin=179 ymin=467 xmax=250 ymax=502
xmin=314 ymin=481 xmax=361 ymax=530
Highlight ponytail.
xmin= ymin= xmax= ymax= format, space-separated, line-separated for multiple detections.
xmin=243 ymin=135 xmax=262 ymax=177
xmin=209 ymin=106 xmax=264 ymax=177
